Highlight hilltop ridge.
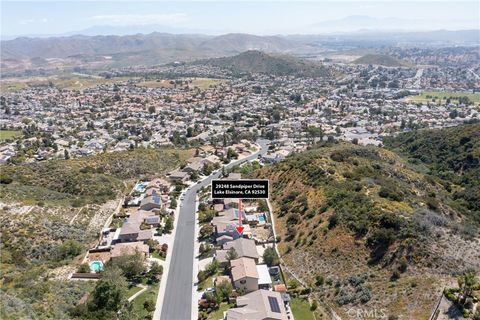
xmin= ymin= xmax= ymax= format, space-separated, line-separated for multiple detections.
xmin=252 ymin=136 xmax=480 ymax=318
xmin=194 ymin=50 xmax=331 ymax=77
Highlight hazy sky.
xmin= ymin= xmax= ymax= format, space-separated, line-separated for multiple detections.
xmin=1 ymin=1 xmax=479 ymax=36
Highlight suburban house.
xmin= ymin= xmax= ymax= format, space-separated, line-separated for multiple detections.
xmin=139 ymin=193 xmax=163 ymax=211
xmin=110 ymin=242 xmax=149 ymax=260
xmin=212 ymin=208 xmax=251 ymax=240
xmin=184 ymin=161 xmax=204 ymax=173
xmin=169 ymin=170 xmax=190 ymax=183
xmin=215 ymin=238 xmax=259 ymax=266
xmin=230 ymin=257 xmax=259 ymax=293
xmin=225 ymin=289 xmax=288 ymax=320
xmin=146 ymin=178 xmax=171 ymax=193
xmin=117 ymin=222 xmax=154 ymax=243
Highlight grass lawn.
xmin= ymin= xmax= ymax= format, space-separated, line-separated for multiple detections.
xmin=407 ymin=91 xmax=480 ymax=105
xmin=198 ymin=272 xmax=217 ymax=291
xmin=151 ymin=251 xmax=166 ymax=260
xmin=207 ymin=302 xmax=231 ymax=320
xmin=0 ymin=130 xmax=22 ymax=140
xmin=290 ymin=298 xmax=315 ymax=320
xmin=127 ymin=285 xmax=143 ymax=298
xmin=131 ymin=283 xmax=159 ymax=318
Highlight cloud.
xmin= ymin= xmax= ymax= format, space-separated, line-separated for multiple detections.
xmin=86 ymin=13 xmax=188 ymax=26
xmin=19 ymin=18 xmax=48 ymax=25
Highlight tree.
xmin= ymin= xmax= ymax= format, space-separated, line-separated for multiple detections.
xmin=57 ymin=239 xmax=83 ymax=260
xmin=77 ymin=263 xmax=91 ymax=273
xmin=148 ymin=106 xmax=156 ymax=114
xmin=199 ymin=224 xmax=214 ymax=239
xmin=170 ymin=198 xmax=177 ymax=209
xmin=263 ymin=247 xmax=279 ymax=267
xmin=190 ymin=171 xmax=199 ymax=181
xmin=227 ymin=148 xmax=238 ymax=160
xmin=149 ymin=261 xmax=163 ymax=281
xmin=146 ymin=239 xmax=159 ymax=252
xmin=226 ymin=248 xmax=238 ymax=262
xmin=197 ymin=270 xmax=207 ymax=283
xmin=216 ymin=281 xmax=233 ymax=302
xmin=64 ymin=149 xmax=70 ymax=160
xmin=143 ymin=299 xmax=155 ymax=312
xmin=91 ymin=266 xmax=128 ymax=311
xmin=315 ymin=274 xmax=324 ymax=286
xmin=164 ymin=216 xmax=174 ymax=233
xmin=205 ymin=260 xmax=219 ymax=276
xmin=109 ymin=252 xmax=147 ymax=281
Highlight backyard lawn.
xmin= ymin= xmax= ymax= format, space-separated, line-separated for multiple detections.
xmin=290 ymin=298 xmax=315 ymax=320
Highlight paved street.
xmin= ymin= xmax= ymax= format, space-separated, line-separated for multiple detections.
xmin=157 ymin=140 xmax=269 ymax=320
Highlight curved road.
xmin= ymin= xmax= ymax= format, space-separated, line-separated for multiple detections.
xmin=158 ymin=140 xmax=270 ymax=320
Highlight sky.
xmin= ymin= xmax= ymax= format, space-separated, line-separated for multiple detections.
xmin=1 ymin=1 xmax=479 ymax=37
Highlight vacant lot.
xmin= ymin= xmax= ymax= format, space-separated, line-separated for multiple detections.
xmin=0 ymin=74 xmax=130 ymax=92
xmin=0 ymin=130 xmax=22 ymax=140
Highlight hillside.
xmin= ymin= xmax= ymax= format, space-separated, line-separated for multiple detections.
xmin=384 ymin=123 xmax=480 ymax=226
xmin=0 ymin=147 xmax=192 ymax=319
xmin=252 ymin=141 xmax=480 ymax=318
xmin=195 ymin=50 xmax=331 ymax=77
xmin=0 ymin=33 xmax=315 ymax=72
xmin=353 ymin=53 xmax=408 ymax=67
xmin=0 ymin=147 xmax=193 ymax=206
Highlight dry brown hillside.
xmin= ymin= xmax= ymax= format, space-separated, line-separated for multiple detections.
xmin=253 ymin=142 xmax=480 ymax=319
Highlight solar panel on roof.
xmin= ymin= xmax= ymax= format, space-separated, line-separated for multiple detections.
xmin=268 ymin=296 xmax=281 ymax=313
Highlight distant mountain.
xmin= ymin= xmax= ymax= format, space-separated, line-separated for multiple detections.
xmin=311 ymin=15 xmax=411 ymax=32
xmin=311 ymin=15 xmax=478 ymax=33
xmin=353 ymin=54 xmax=408 ymax=67
xmin=197 ymin=33 xmax=296 ymax=55
xmin=0 ymin=33 xmax=317 ymax=70
xmin=193 ymin=50 xmax=330 ymax=77
xmin=64 ymin=25 xmax=203 ymax=37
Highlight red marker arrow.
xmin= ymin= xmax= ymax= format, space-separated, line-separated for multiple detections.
xmin=236 ymin=199 xmax=244 ymax=235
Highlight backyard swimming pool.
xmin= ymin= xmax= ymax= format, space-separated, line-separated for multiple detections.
xmin=258 ymin=214 xmax=267 ymax=222
xmin=90 ymin=261 xmax=104 ymax=273
xmin=134 ymin=182 xmax=148 ymax=193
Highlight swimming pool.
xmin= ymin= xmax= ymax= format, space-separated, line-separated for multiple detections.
xmin=90 ymin=261 xmax=104 ymax=273
xmin=134 ymin=182 xmax=148 ymax=193
xmin=258 ymin=214 xmax=267 ymax=222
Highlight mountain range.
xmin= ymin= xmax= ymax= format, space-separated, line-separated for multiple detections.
xmin=1 ymin=30 xmax=478 ymax=73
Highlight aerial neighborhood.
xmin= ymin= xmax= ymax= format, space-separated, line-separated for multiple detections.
xmin=1 ymin=26 xmax=480 ymax=320
xmin=195 ymin=172 xmax=293 ymax=320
